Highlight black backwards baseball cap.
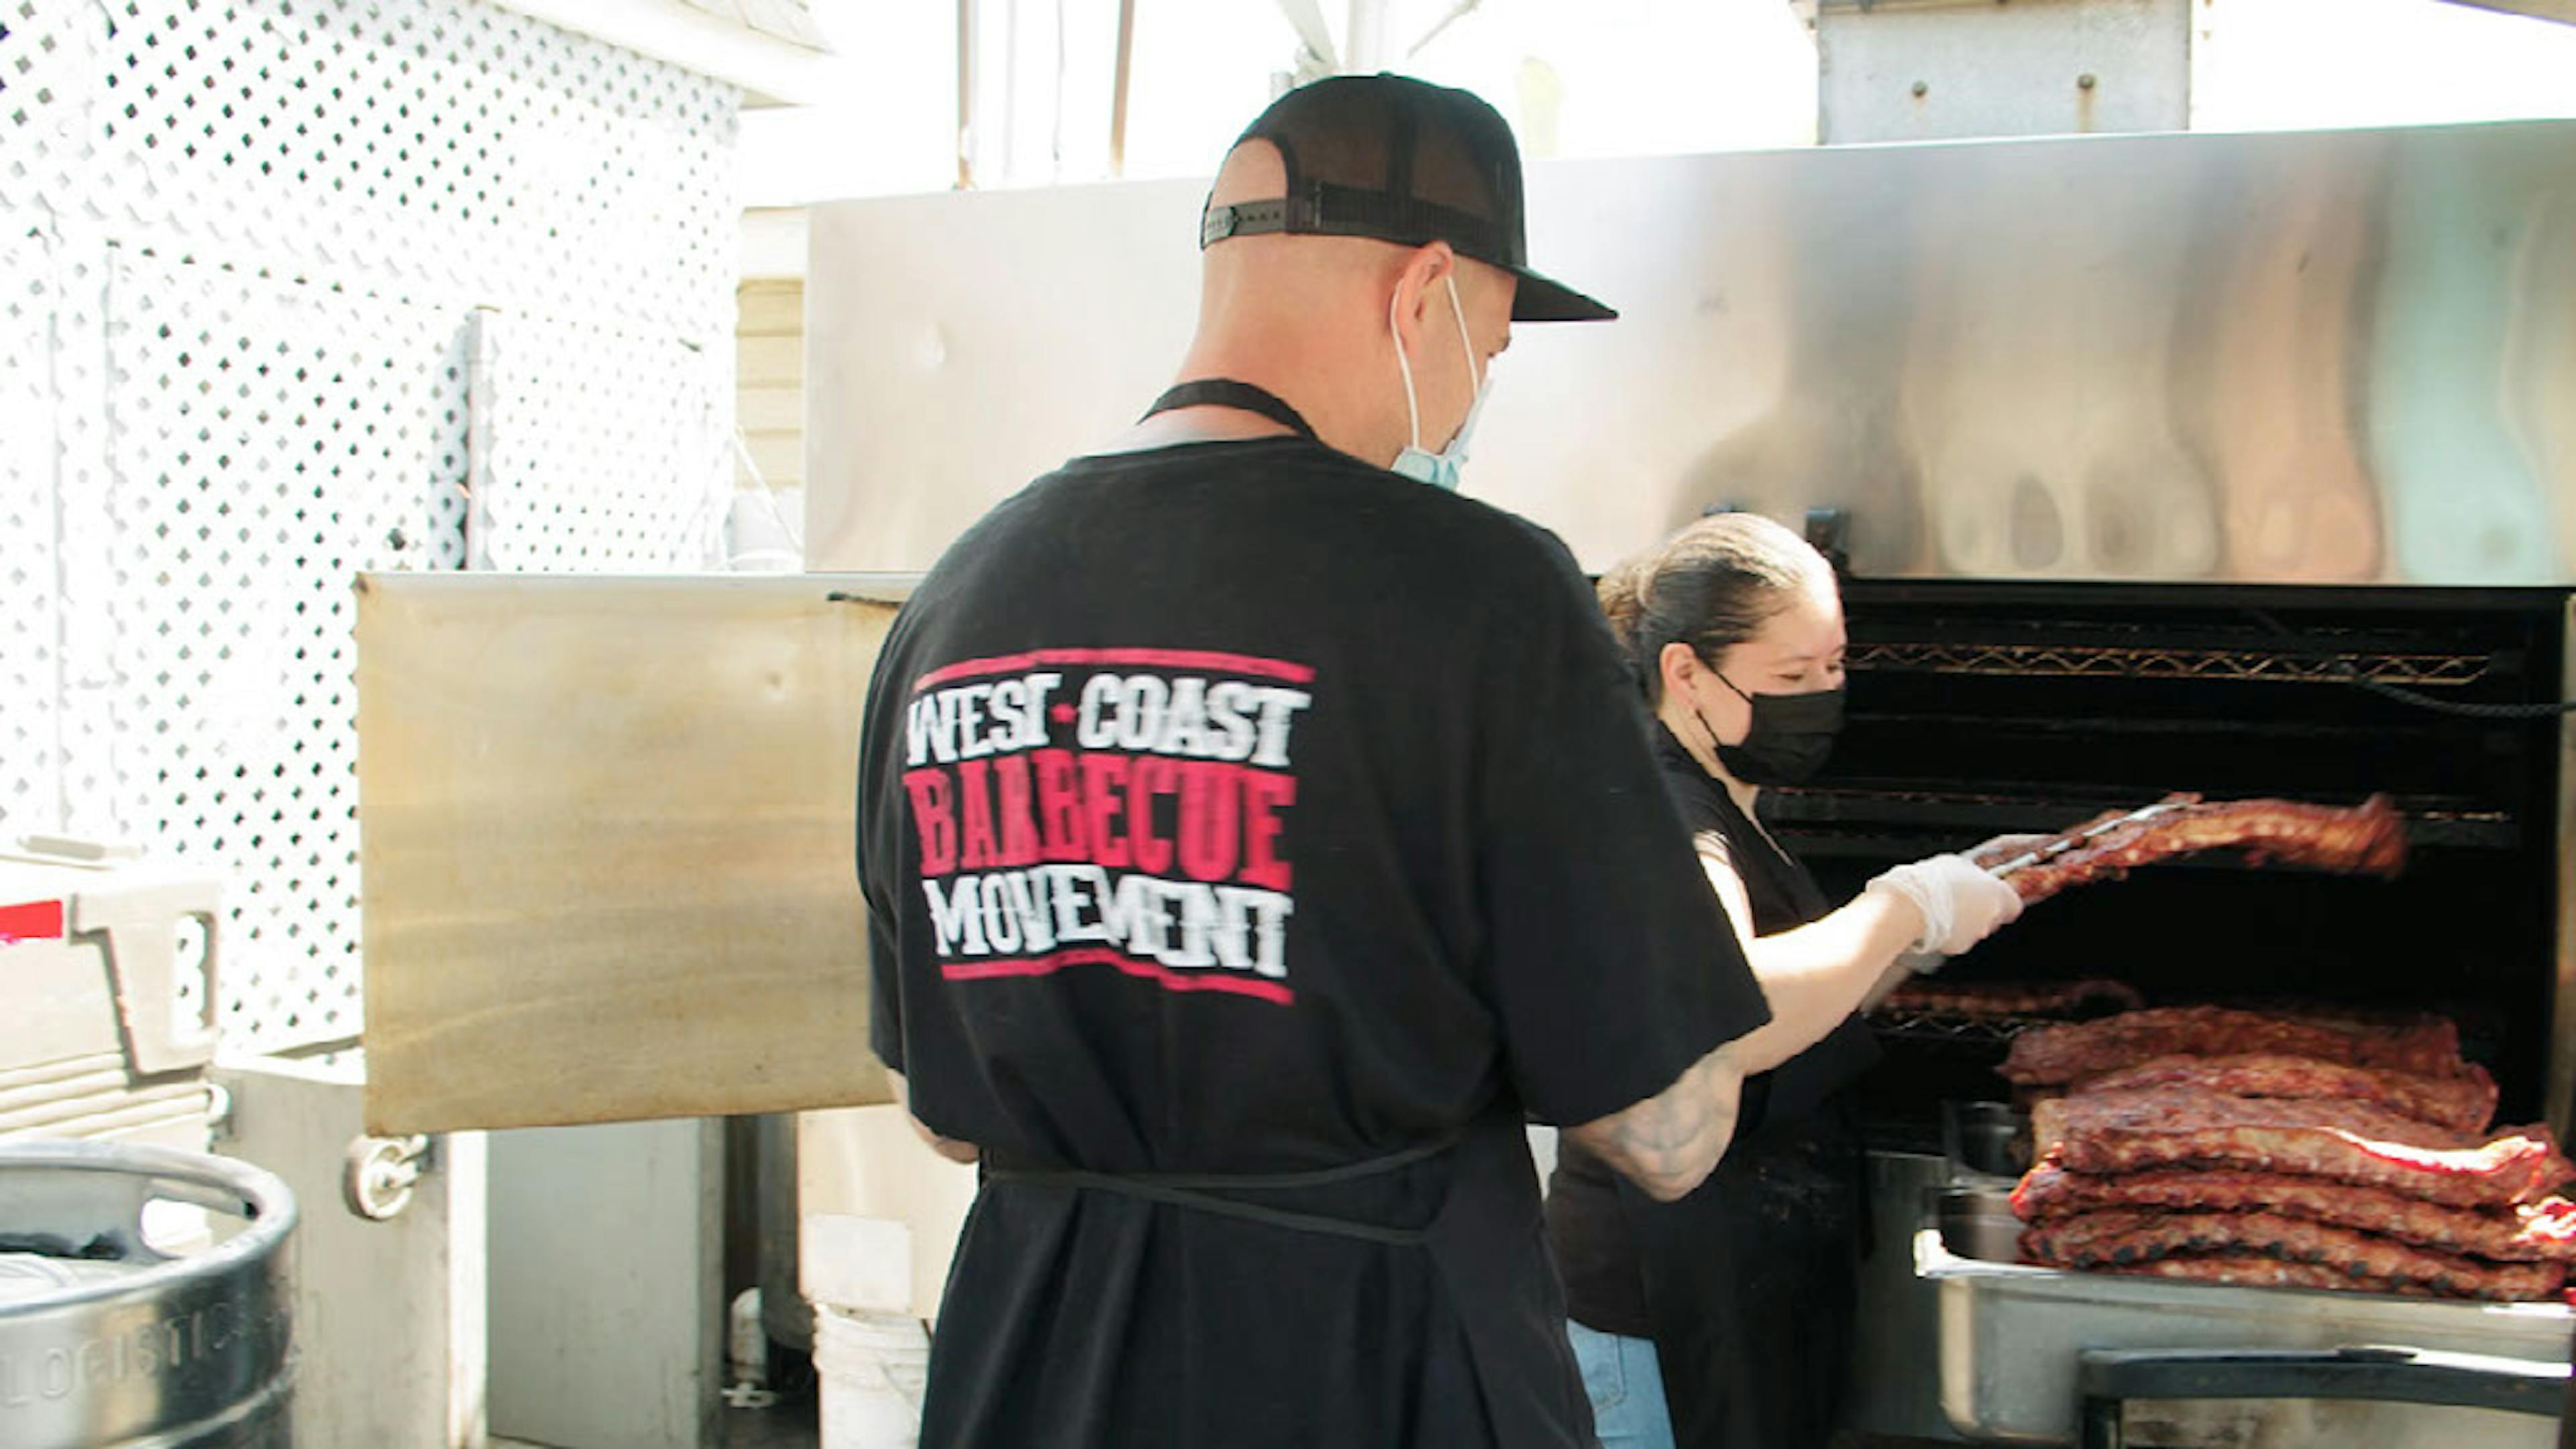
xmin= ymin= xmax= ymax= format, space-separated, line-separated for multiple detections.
xmin=1198 ymin=73 xmax=1616 ymax=323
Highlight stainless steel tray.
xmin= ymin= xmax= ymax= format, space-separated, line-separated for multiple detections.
xmin=1919 ymin=1232 xmax=2575 ymax=1444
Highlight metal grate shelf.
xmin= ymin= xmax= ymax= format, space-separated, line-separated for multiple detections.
xmin=1864 ymin=1010 xmax=2051 ymax=1047
xmin=1847 ymin=641 xmax=2495 ymax=686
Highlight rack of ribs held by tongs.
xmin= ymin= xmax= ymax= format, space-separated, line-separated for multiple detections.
xmin=1970 ymin=794 xmax=2410 ymax=905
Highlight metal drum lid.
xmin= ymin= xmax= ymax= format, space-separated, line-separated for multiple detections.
xmin=0 ymin=1140 xmax=297 ymax=1449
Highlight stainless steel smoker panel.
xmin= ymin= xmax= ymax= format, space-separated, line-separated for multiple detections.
xmin=806 ymin=119 xmax=2576 ymax=586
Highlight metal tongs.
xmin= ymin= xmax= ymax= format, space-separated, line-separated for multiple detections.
xmin=1983 ymin=796 xmax=2195 ymax=879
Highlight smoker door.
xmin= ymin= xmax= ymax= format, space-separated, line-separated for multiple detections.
xmin=354 ymin=572 xmax=908 ymax=1134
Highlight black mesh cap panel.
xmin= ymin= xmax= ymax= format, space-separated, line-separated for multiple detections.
xmin=1198 ymin=73 xmax=1615 ymax=323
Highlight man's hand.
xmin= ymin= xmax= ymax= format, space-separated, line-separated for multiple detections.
xmin=1562 ymin=1042 xmax=1746 ymax=1203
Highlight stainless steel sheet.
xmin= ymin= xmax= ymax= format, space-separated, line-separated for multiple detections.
xmin=807 ymin=120 xmax=2576 ymax=585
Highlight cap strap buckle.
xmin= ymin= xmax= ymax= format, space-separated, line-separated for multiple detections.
xmin=1201 ymin=199 xmax=1292 ymax=249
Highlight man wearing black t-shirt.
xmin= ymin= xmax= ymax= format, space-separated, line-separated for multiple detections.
xmin=856 ymin=74 xmax=1771 ymax=1448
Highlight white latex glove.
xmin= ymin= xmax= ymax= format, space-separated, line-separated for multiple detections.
xmin=1866 ymin=853 xmax=2026 ymax=958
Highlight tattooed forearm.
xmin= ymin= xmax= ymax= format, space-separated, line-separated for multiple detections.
xmin=1563 ymin=1042 xmax=1745 ymax=1202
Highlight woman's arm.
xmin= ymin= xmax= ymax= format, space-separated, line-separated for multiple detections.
xmin=1708 ymin=837 xmax=2026 ymax=1074
xmin=1699 ymin=838 xmax=1923 ymax=1075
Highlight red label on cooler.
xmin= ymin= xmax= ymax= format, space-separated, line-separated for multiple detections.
xmin=0 ymin=898 xmax=66 ymax=945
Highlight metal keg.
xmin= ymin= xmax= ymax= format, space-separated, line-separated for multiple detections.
xmin=0 ymin=1140 xmax=297 ymax=1448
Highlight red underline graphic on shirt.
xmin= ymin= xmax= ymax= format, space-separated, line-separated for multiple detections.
xmin=942 ymin=947 xmax=1297 ymax=1006
xmin=913 ymin=648 xmax=1318 ymax=692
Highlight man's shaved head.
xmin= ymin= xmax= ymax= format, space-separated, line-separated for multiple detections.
xmin=1132 ymin=138 xmax=1513 ymax=470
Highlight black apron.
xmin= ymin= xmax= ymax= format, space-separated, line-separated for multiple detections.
xmin=987 ymin=1102 xmax=1594 ymax=1449
xmin=1616 ymin=742 xmax=1874 ymax=1449
xmin=967 ymin=378 xmax=1597 ymax=1449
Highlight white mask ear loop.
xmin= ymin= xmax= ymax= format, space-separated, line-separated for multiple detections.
xmin=1442 ymin=274 xmax=1482 ymax=397
xmin=1390 ymin=273 xmax=1483 ymax=453
xmin=1389 ymin=284 xmax=1424 ymax=453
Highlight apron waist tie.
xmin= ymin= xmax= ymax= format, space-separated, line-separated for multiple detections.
xmin=984 ymin=1130 xmax=1461 ymax=1247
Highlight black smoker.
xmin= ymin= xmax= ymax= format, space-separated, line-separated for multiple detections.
xmin=1760 ymin=580 xmax=2573 ymax=1443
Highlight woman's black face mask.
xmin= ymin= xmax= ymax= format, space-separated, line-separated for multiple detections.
xmin=1697 ymin=672 xmax=1845 ymax=787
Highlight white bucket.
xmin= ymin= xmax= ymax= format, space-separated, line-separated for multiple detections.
xmin=814 ymin=1305 xmax=930 ymax=1449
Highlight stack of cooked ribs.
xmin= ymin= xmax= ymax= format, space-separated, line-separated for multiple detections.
xmin=2002 ymin=1006 xmax=2575 ymax=1301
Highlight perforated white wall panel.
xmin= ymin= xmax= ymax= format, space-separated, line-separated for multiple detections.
xmin=0 ymin=241 xmax=61 ymax=831
xmin=3 ymin=0 xmax=740 ymax=1050
xmin=468 ymin=309 xmax=727 ymax=571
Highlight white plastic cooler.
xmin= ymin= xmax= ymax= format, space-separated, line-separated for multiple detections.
xmin=0 ymin=839 xmax=223 ymax=1152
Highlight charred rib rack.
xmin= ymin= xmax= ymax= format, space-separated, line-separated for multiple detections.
xmin=2002 ymin=1006 xmax=2464 ymax=1087
xmin=2031 ymin=1089 xmax=2570 ymax=1209
xmin=2021 ymin=1208 xmax=2566 ymax=1301
xmin=1879 ymin=979 xmax=2144 ymax=1022
xmin=2104 ymin=1255 xmax=2422 ymax=1295
xmin=1989 ymin=794 xmax=2409 ymax=904
xmin=2013 ymin=1164 xmax=2576 ymax=1263
xmin=2072 ymin=1054 xmax=2498 ymax=1137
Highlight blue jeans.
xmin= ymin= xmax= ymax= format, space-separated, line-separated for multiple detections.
xmin=1566 ymin=1320 xmax=1677 ymax=1449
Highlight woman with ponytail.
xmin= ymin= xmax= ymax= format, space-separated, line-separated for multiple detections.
xmin=1548 ymin=513 xmax=2026 ymax=1448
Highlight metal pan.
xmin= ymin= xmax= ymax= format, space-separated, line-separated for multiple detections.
xmin=1919 ymin=1232 xmax=2575 ymax=1444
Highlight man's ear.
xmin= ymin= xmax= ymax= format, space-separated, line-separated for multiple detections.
xmin=1392 ymin=241 xmax=1457 ymax=334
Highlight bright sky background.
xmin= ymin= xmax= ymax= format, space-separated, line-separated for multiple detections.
xmin=740 ymin=0 xmax=2576 ymax=207
xmin=2196 ymin=0 xmax=2576 ymax=131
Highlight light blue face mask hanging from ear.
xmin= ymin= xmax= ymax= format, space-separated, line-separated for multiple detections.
xmin=1389 ymin=274 xmax=1491 ymax=491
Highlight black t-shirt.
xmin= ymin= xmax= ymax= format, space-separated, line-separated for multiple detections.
xmin=1546 ymin=731 xmax=1880 ymax=1338
xmin=1679 ymin=741 xmax=1882 ymax=1118
xmin=856 ymin=436 xmax=1770 ymax=1448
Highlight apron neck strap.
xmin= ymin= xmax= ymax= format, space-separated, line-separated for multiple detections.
xmin=1142 ymin=379 xmax=1320 ymax=442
